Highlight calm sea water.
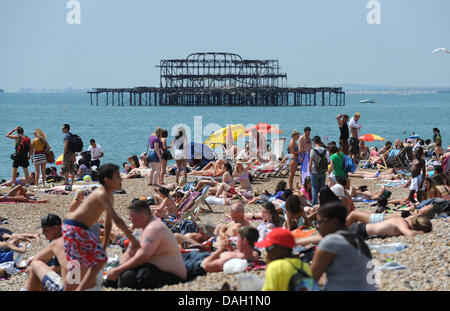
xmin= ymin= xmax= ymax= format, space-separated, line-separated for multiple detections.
xmin=0 ymin=93 xmax=449 ymax=180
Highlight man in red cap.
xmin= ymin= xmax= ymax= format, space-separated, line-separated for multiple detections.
xmin=255 ymin=227 xmax=312 ymax=291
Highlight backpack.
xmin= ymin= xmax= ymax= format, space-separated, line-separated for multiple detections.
xmin=342 ymin=154 xmax=356 ymax=173
xmin=16 ymin=136 xmax=31 ymax=155
xmin=313 ymin=148 xmax=328 ymax=174
xmin=68 ymin=133 xmax=83 ymax=153
xmin=288 ymin=259 xmax=320 ymax=291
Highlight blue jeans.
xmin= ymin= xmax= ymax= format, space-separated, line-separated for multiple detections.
xmin=311 ymin=173 xmax=326 ymax=205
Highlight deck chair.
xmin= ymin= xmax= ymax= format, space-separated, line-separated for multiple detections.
xmin=269 ymin=138 xmax=286 ymax=160
xmin=379 ymin=148 xmax=406 ymax=169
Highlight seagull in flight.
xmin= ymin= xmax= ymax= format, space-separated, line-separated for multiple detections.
xmin=432 ymin=48 xmax=450 ymax=54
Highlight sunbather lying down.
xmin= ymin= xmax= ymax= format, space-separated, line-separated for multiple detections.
xmin=44 ymin=184 xmax=98 ymax=195
xmin=0 ymin=227 xmax=42 ymax=243
xmin=0 ymin=185 xmax=50 ymax=203
xmin=349 ymin=168 xmax=405 ymax=180
xmin=350 ymin=184 xmax=391 ymax=200
xmin=187 ymin=159 xmax=226 ymax=177
xmin=0 ymin=237 xmax=28 ymax=254
xmin=295 ymin=214 xmax=433 ymax=247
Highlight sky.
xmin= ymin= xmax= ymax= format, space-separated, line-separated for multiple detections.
xmin=1 ymin=0 xmax=450 ymax=91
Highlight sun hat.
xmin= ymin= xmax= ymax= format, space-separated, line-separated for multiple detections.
xmin=254 ymin=227 xmax=295 ymax=249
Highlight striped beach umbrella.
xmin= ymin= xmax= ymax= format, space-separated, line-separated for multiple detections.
xmin=55 ymin=154 xmax=64 ymax=165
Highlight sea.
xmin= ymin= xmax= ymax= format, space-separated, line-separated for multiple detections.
xmin=0 ymin=92 xmax=449 ymax=180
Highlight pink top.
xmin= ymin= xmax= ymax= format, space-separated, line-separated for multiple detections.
xmin=301 ymin=187 xmax=311 ymax=201
xmin=370 ymin=150 xmax=379 ymax=157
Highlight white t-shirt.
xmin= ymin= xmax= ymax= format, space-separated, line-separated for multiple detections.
xmin=330 ymin=183 xmax=346 ymax=198
xmin=88 ymin=144 xmax=103 ymax=161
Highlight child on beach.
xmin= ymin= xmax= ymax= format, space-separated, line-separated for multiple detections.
xmin=62 ymin=163 xmax=140 ymax=291
xmin=150 ymin=186 xmax=178 ymax=219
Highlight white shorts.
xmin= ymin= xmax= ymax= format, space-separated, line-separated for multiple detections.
xmin=410 ymin=175 xmax=425 ymax=191
xmin=174 ymin=149 xmax=187 ymax=161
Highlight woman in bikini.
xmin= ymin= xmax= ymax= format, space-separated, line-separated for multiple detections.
xmin=288 ymin=130 xmax=301 ymax=189
xmin=233 ymin=160 xmax=255 ymax=199
xmin=214 ymin=163 xmax=237 ymax=199
xmin=0 ymin=184 xmax=50 ymax=203
xmin=188 ymin=159 xmax=226 ymax=177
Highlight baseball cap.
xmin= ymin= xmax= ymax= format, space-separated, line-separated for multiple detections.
xmin=254 ymin=228 xmax=295 ymax=249
xmin=330 ymin=184 xmax=346 ymax=198
xmin=36 ymin=214 xmax=62 ymax=229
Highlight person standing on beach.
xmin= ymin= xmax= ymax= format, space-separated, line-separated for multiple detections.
xmin=29 ymin=129 xmax=50 ymax=187
xmin=62 ymin=163 xmax=140 ymax=290
xmin=147 ymin=127 xmax=163 ymax=186
xmin=159 ymin=129 xmax=172 ymax=185
xmin=309 ymin=136 xmax=328 ymax=205
xmin=5 ymin=126 xmax=31 ymax=186
xmin=88 ymin=139 xmax=104 ymax=169
xmin=349 ymin=113 xmax=362 ymax=163
xmin=299 ymin=127 xmax=312 ymax=184
xmin=62 ymin=124 xmax=76 ymax=186
xmin=337 ymin=114 xmax=350 ymax=155
xmin=171 ymin=127 xmax=188 ymax=184
xmin=288 ymin=130 xmax=301 ymax=189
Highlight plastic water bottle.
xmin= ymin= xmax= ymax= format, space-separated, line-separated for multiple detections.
xmin=369 ymin=243 xmax=407 ymax=254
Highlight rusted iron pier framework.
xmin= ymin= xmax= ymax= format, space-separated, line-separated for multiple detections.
xmin=88 ymin=52 xmax=345 ymax=106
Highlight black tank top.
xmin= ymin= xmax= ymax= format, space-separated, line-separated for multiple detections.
xmin=340 ymin=123 xmax=349 ymax=140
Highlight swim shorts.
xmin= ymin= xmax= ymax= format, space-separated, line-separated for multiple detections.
xmin=369 ymin=213 xmax=385 ymax=224
xmin=61 ymin=153 xmax=75 ymax=173
xmin=349 ymin=137 xmax=360 ymax=155
xmin=12 ymin=153 xmax=29 ymax=169
xmin=42 ymin=271 xmax=64 ymax=291
xmin=409 ymin=174 xmax=425 ymax=191
xmin=348 ymin=222 xmax=368 ymax=239
xmin=62 ymin=219 xmax=107 ymax=268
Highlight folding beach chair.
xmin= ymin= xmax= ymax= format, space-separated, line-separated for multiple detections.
xmin=269 ymin=138 xmax=286 ymax=160
xmin=379 ymin=148 xmax=406 ymax=169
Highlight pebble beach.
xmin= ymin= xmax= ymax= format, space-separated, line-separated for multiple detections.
xmin=0 ymin=169 xmax=448 ymax=291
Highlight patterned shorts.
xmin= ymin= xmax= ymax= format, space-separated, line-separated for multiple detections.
xmin=62 ymin=220 xmax=107 ymax=268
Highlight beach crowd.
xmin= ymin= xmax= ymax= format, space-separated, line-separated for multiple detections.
xmin=1 ymin=113 xmax=449 ymax=291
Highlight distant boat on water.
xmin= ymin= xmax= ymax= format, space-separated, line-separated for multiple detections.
xmin=0 ymin=89 xmax=4 ymax=93
xmin=360 ymin=99 xmax=377 ymax=104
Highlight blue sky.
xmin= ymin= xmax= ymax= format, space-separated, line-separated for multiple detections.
xmin=1 ymin=0 xmax=449 ymax=91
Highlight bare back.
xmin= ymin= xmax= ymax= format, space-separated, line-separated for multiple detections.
xmin=366 ymin=217 xmax=409 ymax=237
xmin=65 ymin=187 xmax=112 ymax=227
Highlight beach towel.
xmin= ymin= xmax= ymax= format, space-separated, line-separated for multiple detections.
xmin=291 ymin=227 xmax=316 ymax=239
xmin=298 ymin=152 xmax=310 ymax=184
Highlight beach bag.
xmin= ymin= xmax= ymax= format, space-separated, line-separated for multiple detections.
xmin=288 ymin=260 xmax=319 ymax=291
xmin=313 ymin=148 xmax=328 ymax=174
xmin=45 ymin=142 xmax=55 ymax=163
xmin=343 ymin=154 xmax=356 ymax=173
xmin=68 ymin=133 xmax=83 ymax=153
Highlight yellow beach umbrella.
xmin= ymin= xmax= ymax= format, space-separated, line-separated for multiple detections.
xmin=358 ymin=134 xmax=385 ymax=142
xmin=204 ymin=124 xmax=246 ymax=148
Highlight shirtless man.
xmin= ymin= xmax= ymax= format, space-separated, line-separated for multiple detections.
xmin=298 ymin=127 xmax=312 ymax=184
xmin=214 ymin=202 xmax=250 ymax=245
xmin=349 ymin=215 xmax=432 ymax=238
xmin=346 ymin=202 xmax=437 ymax=227
xmin=0 ymin=184 xmax=50 ymax=204
xmin=62 ymin=163 xmax=139 ymax=291
xmin=349 ymin=112 xmax=362 ymax=163
xmin=296 ymin=214 xmax=433 ymax=247
xmin=407 ymin=147 xmax=426 ymax=202
xmin=21 ymin=237 xmax=93 ymax=291
xmin=106 ymin=199 xmax=186 ymax=289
